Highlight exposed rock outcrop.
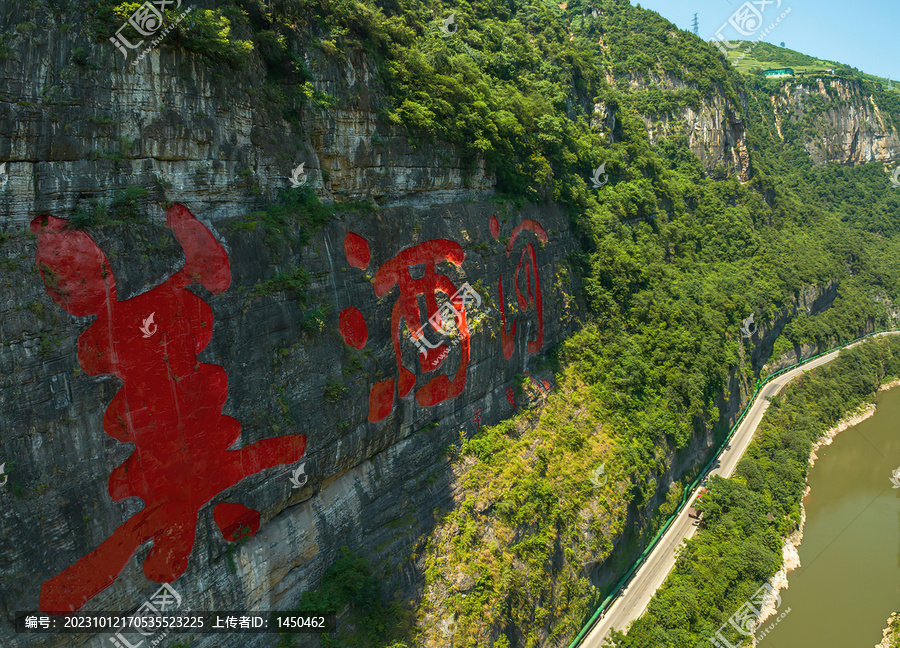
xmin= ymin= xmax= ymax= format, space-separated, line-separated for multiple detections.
xmin=771 ymin=78 xmax=900 ymax=165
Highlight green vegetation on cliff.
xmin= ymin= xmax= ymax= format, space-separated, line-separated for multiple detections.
xmin=278 ymin=546 xmax=412 ymax=648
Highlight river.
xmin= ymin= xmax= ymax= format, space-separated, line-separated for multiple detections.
xmin=757 ymin=386 xmax=900 ymax=648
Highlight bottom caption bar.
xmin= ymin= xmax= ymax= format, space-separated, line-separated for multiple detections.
xmin=15 ymin=612 xmax=336 ymax=634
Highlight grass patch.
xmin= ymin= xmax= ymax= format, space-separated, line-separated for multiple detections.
xmin=69 ymin=185 xmax=149 ymax=229
xmin=250 ymin=266 xmax=310 ymax=299
xmin=324 ymin=380 xmax=347 ymax=404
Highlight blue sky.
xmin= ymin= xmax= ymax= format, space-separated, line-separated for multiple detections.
xmin=631 ymin=0 xmax=897 ymax=80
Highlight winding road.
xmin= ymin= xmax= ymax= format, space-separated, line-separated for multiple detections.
xmin=579 ymin=332 xmax=899 ymax=647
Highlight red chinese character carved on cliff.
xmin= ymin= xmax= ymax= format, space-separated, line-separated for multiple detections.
xmin=32 ymin=204 xmax=307 ymax=612
xmin=338 ymin=233 xmax=471 ymax=422
xmin=491 ymin=215 xmax=548 ymax=359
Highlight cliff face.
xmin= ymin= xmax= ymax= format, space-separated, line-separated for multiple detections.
xmin=0 ymin=10 xmax=582 ymax=646
xmin=770 ymin=78 xmax=900 ymax=165
xmin=625 ymin=75 xmax=900 ymax=181
xmin=0 ymin=4 xmax=896 ymax=648
xmin=307 ymin=50 xmax=495 ymax=206
xmin=627 ymin=95 xmax=747 ymax=177
xmin=0 ymin=6 xmax=491 ymax=229
xmin=625 ymin=73 xmax=751 ymax=179
xmin=1 ymin=199 xmax=581 ymax=648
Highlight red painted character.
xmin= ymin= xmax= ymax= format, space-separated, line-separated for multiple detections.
xmin=32 ymin=204 xmax=306 ymax=612
xmin=338 ymin=233 xmax=471 ymax=422
xmin=524 ymin=370 xmax=550 ymax=396
xmin=490 ymin=215 xmax=548 ymax=359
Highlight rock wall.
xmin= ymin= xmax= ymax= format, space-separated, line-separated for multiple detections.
xmin=0 ymin=6 xmax=492 ymax=232
xmin=625 ymin=75 xmax=900 ymax=180
xmin=598 ymin=75 xmax=752 ymax=179
xmin=770 ymin=78 xmax=900 ymax=165
xmin=640 ymin=93 xmax=751 ymax=179
xmin=0 ymin=195 xmax=582 ymax=648
xmin=752 ymin=280 xmax=840 ymax=370
xmin=0 ymin=8 xmax=578 ymax=646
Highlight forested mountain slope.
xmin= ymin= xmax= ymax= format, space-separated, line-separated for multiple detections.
xmin=0 ymin=0 xmax=897 ymax=647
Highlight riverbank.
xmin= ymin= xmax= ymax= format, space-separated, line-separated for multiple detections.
xmin=808 ymin=402 xmax=876 ymax=468
xmin=807 ymin=377 xmax=900 ymax=467
xmin=877 ymin=613 xmax=900 ymax=648
xmin=753 ymin=376 xmax=900 ymax=639
xmin=610 ymin=336 xmax=900 ymax=648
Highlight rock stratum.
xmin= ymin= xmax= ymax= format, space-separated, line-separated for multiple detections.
xmin=0 ymin=1 xmax=898 ymax=647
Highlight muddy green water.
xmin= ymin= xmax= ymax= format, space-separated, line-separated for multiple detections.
xmin=756 ymin=386 xmax=900 ymax=648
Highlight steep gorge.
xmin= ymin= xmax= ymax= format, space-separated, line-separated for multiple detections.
xmin=1 ymin=1 xmax=899 ymax=647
